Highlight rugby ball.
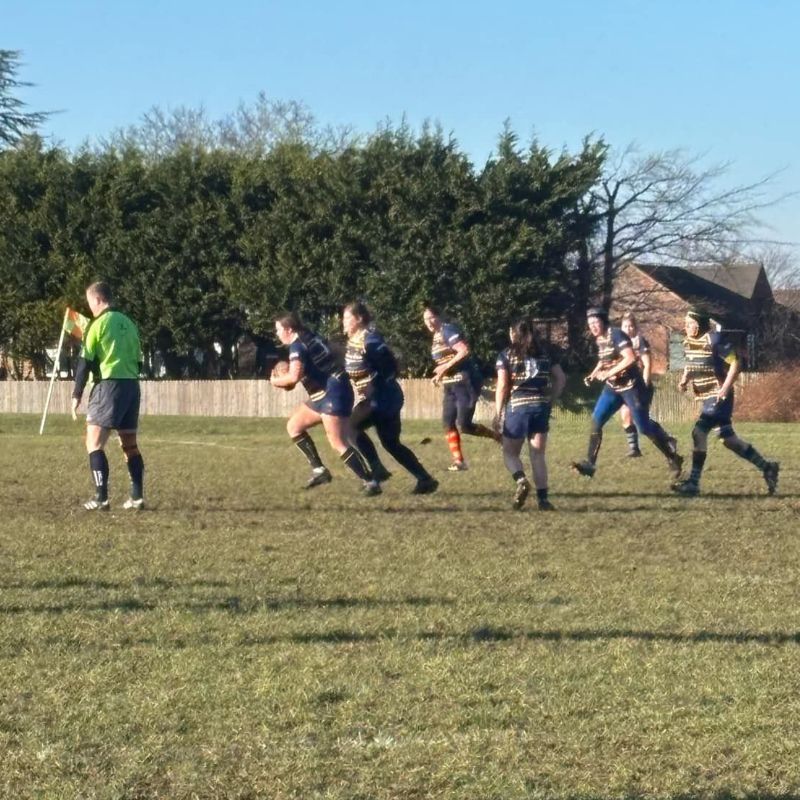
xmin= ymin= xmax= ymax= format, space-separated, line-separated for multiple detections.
xmin=271 ymin=360 xmax=290 ymax=377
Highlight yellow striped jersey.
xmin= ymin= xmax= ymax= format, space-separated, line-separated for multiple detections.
xmin=345 ymin=328 xmax=397 ymax=400
xmin=431 ymin=321 xmax=472 ymax=385
xmin=683 ymin=331 xmax=737 ymax=400
xmin=596 ymin=327 xmax=639 ymax=392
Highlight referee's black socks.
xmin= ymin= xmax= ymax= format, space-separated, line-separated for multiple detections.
xmin=89 ymin=449 xmax=109 ymax=502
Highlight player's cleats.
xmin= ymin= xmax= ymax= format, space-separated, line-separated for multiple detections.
xmin=627 ymin=448 xmax=643 ymax=458
xmin=669 ymin=453 xmax=684 ymax=478
xmin=513 ymin=478 xmax=531 ymax=510
xmin=122 ymin=497 xmax=145 ymax=511
xmin=763 ymin=461 xmax=780 ymax=495
xmin=537 ymin=499 xmax=556 ymax=511
xmin=305 ymin=467 xmax=332 ymax=489
xmin=83 ymin=498 xmax=110 ymax=511
xmin=448 ymin=461 xmax=468 ymax=472
xmin=671 ymin=479 xmax=699 ymax=496
xmin=411 ymin=477 xmax=439 ymax=495
xmin=362 ymin=481 xmax=382 ymax=497
xmin=370 ymin=464 xmax=392 ymax=483
xmin=571 ymin=460 xmax=596 ymax=478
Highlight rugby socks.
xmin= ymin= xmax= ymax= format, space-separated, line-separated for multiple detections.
xmin=688 ymin=450 xmax=707 ymax=485
xmin=446 ymin=428 xmax=464 ymax=463
xmin=731 ymin=441 xmax=768 ymax=470
xmin=624 ymin=424 xmax=640 ymax=453
xmin=292 ymin=432 xmax=324 ymax=470
xmin=512 ymin=470 xmax=526 ymax=483
xmin=536 ymin=488 xmax=549 ymax=504
xmin=649 ymin=426 xmax=677 ymax=461
xmin=587 ymin=430 xmax=602 ymax=464
xmin=89 ymin=449 xmax=109 ymax=502
xmin=341 ymin=447 xmax=372 ymax=482
xmin=354 ymin=431 xmax=389 ymax=478
xmin=126 ymin=453 xmax=144 ymax=500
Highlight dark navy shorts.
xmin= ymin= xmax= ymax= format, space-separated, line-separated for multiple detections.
xmin=696 ymin=392 xmax=735 ymax=438
xmin=306 ymin=373 xmax=354 ymax=417
xmin=503 ymin=402 xmax=551 ymax=439
xmin=442 ymin=381 xmax=478 ymax=429
xmin=86 ymin=379 xmax=141 ymax=431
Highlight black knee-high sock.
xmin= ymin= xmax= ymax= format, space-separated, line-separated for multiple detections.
xmin=355 ymin=431 xmax=387 ymax=474
xmin=588 ymin=430 xmax=602 ymax=464
xmin=292 ymin=432 xmax=324 ymax=470
xmin=624 ymin=424 xmax=639 ymax=452
xmin=689 ymin=450 xmax=707 ymax=484
xmin=89 ymin=449 xmax=109 ymax=501
xmin=647 ymin=426 xmax=676 ymax=461
xmin=728 ymin=440 xmax=768 ymax=470
xmin=341 ymin=446 xmax=372 ymax=481
xmin=126 ymin=453 xmax=144 ymax=500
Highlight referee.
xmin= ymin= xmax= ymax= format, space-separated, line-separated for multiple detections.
xmin=72 ymin=282 xmax=145 ymax=511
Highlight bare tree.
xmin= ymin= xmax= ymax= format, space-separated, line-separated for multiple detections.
xmin=742 ymin=243 xmax=800 ymax=290
xmin=102 ymin=92 xmax=354 ymax=157
xmin=588 ymin=144 xmax=794 ymax=308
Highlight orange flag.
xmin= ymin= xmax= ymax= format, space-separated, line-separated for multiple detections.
xmin=64 ymin=307 xmax=90 ymax=341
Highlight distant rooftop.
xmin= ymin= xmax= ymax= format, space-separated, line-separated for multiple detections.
xmin=631 ymin=262 xmax=767 ymax=325
xmin=774 ymin=288 xmax=800 ymax=310
xmin=682 ymin=263 xmax=763 ymax=299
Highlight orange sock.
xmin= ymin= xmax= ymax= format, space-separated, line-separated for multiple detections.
xmin=446 ymin=429 xmax=464 ymax=463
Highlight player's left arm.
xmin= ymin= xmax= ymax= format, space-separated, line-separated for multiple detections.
xmin=494 ymin=367 xmax=510 ymax=417
xmin=640 ymin=351 xmax=652 ymax=386
xmin=363 ymin=334 xmax=392 ymax=397
xmin=717 ymin=349 xmax=740 ymax=400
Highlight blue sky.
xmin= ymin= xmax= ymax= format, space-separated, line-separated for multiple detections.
xmin=6 ymin=0 xmax=800 ymax=248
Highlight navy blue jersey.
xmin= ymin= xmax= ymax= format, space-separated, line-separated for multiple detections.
xmin=345 ymin=328 xmax=398 ymax=399
xmin=596 ymin=326 xmax=639 ymax=392
xmin=289 ymin=330 xmax=341 ymax=399
xmin=684 ymin=331 xmax=737 ymax=400
xmin=630 ymin=333 xmax=649 ymax=362
xmin=495 ymin=349 xmax=555 ymax=408
xmin=431 ymin=321 xmax=473 ymax=385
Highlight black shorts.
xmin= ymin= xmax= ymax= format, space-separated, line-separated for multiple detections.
xmin=442 ymin=381 xmax=478 ymax=429
xmin=86 ymin=379 xmax=141 ymax=431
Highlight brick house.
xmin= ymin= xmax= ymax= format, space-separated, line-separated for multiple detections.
xmin=611 ymin=262 xmax=780 ymax=373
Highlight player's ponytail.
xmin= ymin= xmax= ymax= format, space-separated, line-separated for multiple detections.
xmin=510 ymin=318 xmax=540 ymax=359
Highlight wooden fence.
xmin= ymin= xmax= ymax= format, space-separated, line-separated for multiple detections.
xmin=0 ymin=374 xmax=766 ymax=423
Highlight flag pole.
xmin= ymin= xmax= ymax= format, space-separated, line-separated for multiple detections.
xmin=39 ymin=307 xmax=70 ymax=435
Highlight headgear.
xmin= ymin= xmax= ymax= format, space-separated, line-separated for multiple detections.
xmin=586 ymin=306 xmax=609 ymax=323
xmin=686 ymin=308 xmax=710 ymax=334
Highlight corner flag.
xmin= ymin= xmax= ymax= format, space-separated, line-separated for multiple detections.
xmin=64 ymin=307 xmax=90 ymax=341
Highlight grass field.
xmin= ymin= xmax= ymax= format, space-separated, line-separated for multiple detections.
xmin=1 ymin=412 xmax=799 ymax=799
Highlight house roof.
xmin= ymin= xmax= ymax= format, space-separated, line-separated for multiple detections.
xmin=774 ymin=288 xmax=800 ymax=311
xmin=632 ymin=263 xmax=760 ymax=325
xmin=682 ymin=263 xmax=764 ymax=299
